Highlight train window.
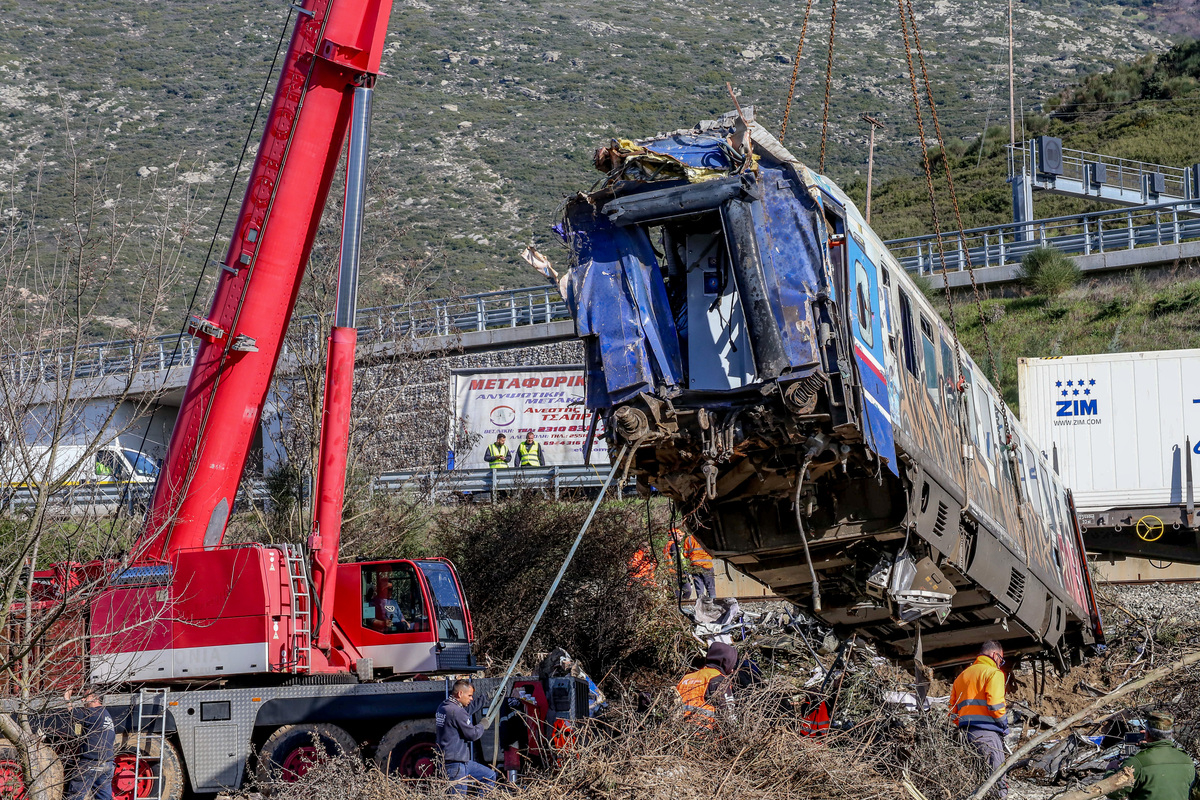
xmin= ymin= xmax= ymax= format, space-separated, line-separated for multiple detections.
xmin=974 ymin=382 xmax=993 ymax=463
xmin=1040 ymin=468 xmax=1058 ymax=534
xmin=961 ymin=364 xmax=979 ymax=449
xmin=920 ymin=316 xmax=939 ymax=409
xmin=881 ymin=266 xmax=891 ymax=286
xmin=853 ymin=261 xmax=874 ymax=347
xmin=1023 ymin=444 xmax=1044 ymax=517
xmin=897 ymin=291 xmax=918 ymax=376
xmin=940 ymin=338 xmax=958 ymax=425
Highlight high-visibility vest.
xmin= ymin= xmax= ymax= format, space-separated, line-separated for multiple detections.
xmin=949 ymin=655 xmax=1008 ymax=732
xmin=629 ymin=549 xmax=656 ymax=584
xmin=676 ymin=667 xmax=722 ymax=729
xmin=517 ymin=441 xmax=542 ymax=467
xmin=486 ymin=443 xmax=509 ymax=468
xmin=682 ymin=536 xmax=713 ymax=570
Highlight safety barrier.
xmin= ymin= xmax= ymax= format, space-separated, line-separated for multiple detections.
xmin=888 ymin=199 xmax=1200 ymax=276
xmin=373 ymin=464 xmax=634 ymax=501
xmin=3 ymin=285 xmax=570 ymax=386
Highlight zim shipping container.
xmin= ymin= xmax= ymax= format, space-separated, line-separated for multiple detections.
xmin=1018 ymin=349 xmax=1200 ymax=562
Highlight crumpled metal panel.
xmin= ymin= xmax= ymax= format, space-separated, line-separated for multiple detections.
xmin=637 ymin=133 xmax=736 ymax=173
xmin=566 ymin=202 xmax=682 ymax=407
xmin=754 ymin=167 xmax=825 ymax=372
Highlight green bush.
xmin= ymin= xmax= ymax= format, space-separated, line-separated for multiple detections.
xmin=1017 ymin=246 xmax=1082 ymax=297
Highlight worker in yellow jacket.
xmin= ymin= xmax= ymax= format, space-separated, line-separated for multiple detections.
xmin=950 ymin=641 xmax=1009 ymax=798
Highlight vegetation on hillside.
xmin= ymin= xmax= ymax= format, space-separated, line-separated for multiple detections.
xmin=856 ymin=39 xmax=1200 ymax=242
xmin=938 ymin=267 xmax=1200 ymax=410
xmin=0 ymin=0 xmax=1177 ymax=311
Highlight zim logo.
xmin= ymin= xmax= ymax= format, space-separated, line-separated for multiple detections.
xmin=1053 ymin=377 xmax=1098 ymax=417
xmin=1056 ymin=399 xmax=1098 ymax=417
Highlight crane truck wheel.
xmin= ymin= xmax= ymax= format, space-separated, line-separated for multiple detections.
xmin=256 ymin=724 xmax=359 ymax=785
xmin=110 ymin=738 xmax=184 ymax=800
xmin=373 ymin=720 xmax=438 ymax=779
xmin=0 ymin=739 xmax=64 ymax=800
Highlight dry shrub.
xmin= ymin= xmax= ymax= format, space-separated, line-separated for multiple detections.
xmin=437 ymin=495 xmax=684 ymax=681
xmin=256 ymin=676 xmax=988 ymax=800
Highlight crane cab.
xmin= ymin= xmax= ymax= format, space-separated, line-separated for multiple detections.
xmin=335 ymin=558 xmax=475 ymax=677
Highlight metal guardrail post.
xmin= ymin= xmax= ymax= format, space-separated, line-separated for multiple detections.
xmin=475 ymin=297 xmax=486 ymax=332
xmin=490 ymin=468 xmax=497 ymax=502
xmin=1098 ymin=218 xmax=1105 ymax=253
xmin=552 ymin=466 xmax=561 ymax=500
xmin=1083 ymin=218 xmax=1092 ymax=255
xmin=1172 ymin=207 xmax=1181 ymax=245
xmin=1127 ymin=212 xmax=1135 ymax=251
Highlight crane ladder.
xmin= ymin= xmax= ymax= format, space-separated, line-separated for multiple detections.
xmin=283 ymin=545 xmax=312 ymax=673
xmin=132 ymin=687 xmax=169 ymax=800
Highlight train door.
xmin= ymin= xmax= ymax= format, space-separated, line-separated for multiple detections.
xmin=838 ymin=221 xmax=897 ymax=469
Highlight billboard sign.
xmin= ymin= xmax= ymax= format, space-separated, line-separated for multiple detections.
xmin=450 ymin=366 xmax=608 ymax=468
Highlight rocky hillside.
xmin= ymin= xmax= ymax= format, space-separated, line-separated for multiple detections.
xmin=0 ymin=0 xmax=1182 ymax=321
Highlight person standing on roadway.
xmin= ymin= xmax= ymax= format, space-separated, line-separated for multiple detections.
xmin=484 ymin=434 xmax=510 ymax=469
xmin=515 ymin=431 xmax=544 ymax=468
xmin=435 ymin=679 xmax=496 ymax=794
xmin=1106 ymin=711 xmax=1196 ymax=800
xmin=950 ymin=641 xmax=1010 ymax=799
xmin=63 ymin=688 xmax=116 ymax=800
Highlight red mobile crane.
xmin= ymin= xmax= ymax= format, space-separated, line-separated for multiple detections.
xmin=4 ymin=0 xmax=588 ymax=795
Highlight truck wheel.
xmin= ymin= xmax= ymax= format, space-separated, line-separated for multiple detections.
xmin=373 ymin=720 xmax=437 ymax=779
xmin=256 ymin=724 xmax=358 ymax=784
xmin=111 ymin=739 xmax=184 ymax=800
xmin=1 ymin=740 xmax=64 ymax=800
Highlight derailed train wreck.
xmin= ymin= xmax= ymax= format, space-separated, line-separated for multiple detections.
xmin=564 ymin=110 xmax=1103 ymax=670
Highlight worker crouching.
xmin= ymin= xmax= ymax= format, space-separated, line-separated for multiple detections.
xmin=950 ymin=641 xmax=1010 ymax=798
xmin=675 ymin=642 xmax=738 ymax=730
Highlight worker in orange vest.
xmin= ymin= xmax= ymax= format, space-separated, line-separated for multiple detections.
xmin=675 ymin=642 xmax=738 ymax=730
xmin=663 ymin=529 xmax=716 ymax=599
xmin=628 ymin=543 xmax=657 ymax=585
xmin=950 ymin=641 xmax=1010 ymax=799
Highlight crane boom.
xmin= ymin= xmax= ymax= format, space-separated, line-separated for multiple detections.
xmin=138 ymin=0 xmax=394 ymax=563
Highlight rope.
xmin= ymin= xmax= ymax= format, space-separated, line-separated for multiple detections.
xmin=818 ymin=0 xmax=840 ymax=172
xmin=779 ymin=0 xmax=817 ymax=143
xmin=903 ymin=0 xmax=1015 ymax=451
xmin=481 ymin=446 xmax=629 ymax=730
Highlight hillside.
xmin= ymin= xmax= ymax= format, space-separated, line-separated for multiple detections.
xmin=858 ymin=38 xmax=1200 ymax=240
xmin=934 ymin=269 xmax=1200 ymax=411
xmin=0 ymin=0 xmax=1182 ymax=329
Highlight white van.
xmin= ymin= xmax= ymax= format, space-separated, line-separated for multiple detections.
xmin=1 ymin=442 xmax=160 ymax=487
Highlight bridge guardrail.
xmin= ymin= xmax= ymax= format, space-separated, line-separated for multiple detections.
xmin=373 ymin=465 xmax=631 ymax=501
xmin=1 ymin=466 xmax=624 ymax=515
xmin=3 ymin=285 xmax=571 ymax=386
xmin=1009 ymin=142 xmax=1192 ymax=198
xmin=14 ymin=197 xmax=1200 ymax=387
xmin=889 ymin=198 xmax=1200 ymax=276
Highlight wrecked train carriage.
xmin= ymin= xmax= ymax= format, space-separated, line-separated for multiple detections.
xmin=564 ymin=115 xmax=1102 ymax=670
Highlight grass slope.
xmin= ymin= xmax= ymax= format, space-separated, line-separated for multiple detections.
xmin=938 ymin=269 xmax=1200 ymax=412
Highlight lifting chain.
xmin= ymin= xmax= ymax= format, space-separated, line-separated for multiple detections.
xmin=818 ymin=0 xmax=840 ymax=172
xmin=779 ymin=0 xmax=817 ymax=144
xmin=902 ymin=0 xmax=1016 ymax=452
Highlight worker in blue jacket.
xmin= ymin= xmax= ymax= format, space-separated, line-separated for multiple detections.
xmin=435 ymin=680 xmax=496 ymax=794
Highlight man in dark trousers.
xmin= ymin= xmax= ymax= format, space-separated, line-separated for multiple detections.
xmin=1107 ymin=711 xmax=1196 ymax=800
xmin=64 ymin=688 xmax=115 ymax=800
xmin=435 ymin=679 xmax=496 ymax=794
xmin=950 ymin=641 xmax=1009 ymax=799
